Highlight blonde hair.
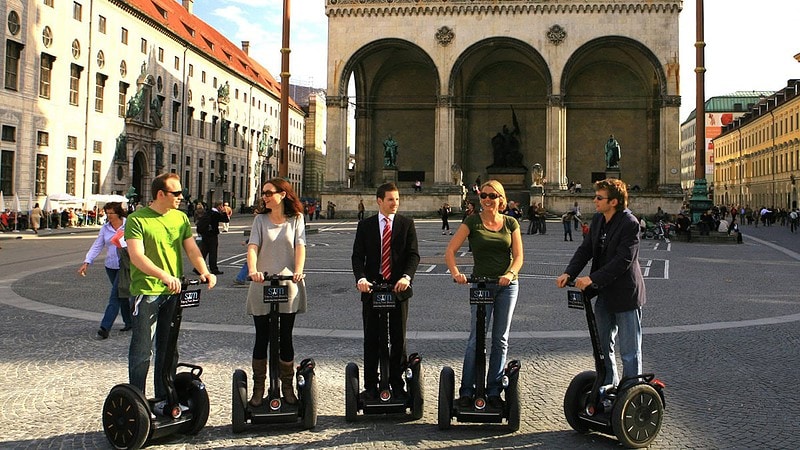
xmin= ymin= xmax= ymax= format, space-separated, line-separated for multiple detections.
xmin=481 ymin=179 xmax=507 ymax=211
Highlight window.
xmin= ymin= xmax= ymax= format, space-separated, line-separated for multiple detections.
xmin=213 ymin=77 xmax=217 ymax=88
xmin=66 ymin=157 xmax=76 ymax=195
xmin=201 ymin=71 xmax=206 ymax=83
xmin=121 ymin=27 xmax=128 ymax=45
xmin=91 ymin=160 xmax=101 ymax=194
xmin=8 ymin=11 xmax=21 ymax=35
xmin=96 ymin=50 xmax=105 ymax=68
xmin=5 ymin=40 xmax=23 ymax=91
xmin=95 ymin=73 xmax=106 ymax=112
xmin=188 ymin=64 xmax=193 ymax=77
xmin=158 ymin=47 xmax=164 ymax=62
xmin=120 ymin=60 xmax=127 ymax=77
xmin=199 ymin=112 xmax=206 ymax=138
xmin=186 ymin=107 xmax=194 ymax=136
xmin=140 ymin=38 xmax=147 ymax=54
xmin=211 ymin=116 xmax=218 ymax=141
xmin=69 ymin=64 xmax=82 ymax=106
xmin=171 ymin=101 xmax=180 ymax=132
xmin=42 ymin=26 xmax=53 ymax=47
xmin=2 ymin=125 xmax=16 ymax=142
xmin=67 ymin=135 xmax=78 ymax=150
xmin=0 ymin=151 xmax=14 ymax=194
xmin=98 ymin=15 xmax=106 ymax=34
xmin=44 ymin=0 xmax=54 ymax=7
xmin=73 ymin=2 xmax=82 ymax=21
xmin=93 ymin=140 xmax=102 ymax=154
xmin=71 ymin=39 xmax=80 ymax=59
xmin=36 ymin=154 xmax=48 ymax=196
xmin=174 ymin=56 xmax=180 ymax=70
xmin=118 ymin=82 xmax=128 ymax=117
xmin=37 ymin=131 xmax=49 ymax=146
xmin=199 ymin=158 xmax=204 ymax=168
xmin=40 ymin=53 xmax=54 ymax=99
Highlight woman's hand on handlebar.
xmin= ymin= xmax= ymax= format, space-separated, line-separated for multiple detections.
xmin=199 ymin=273 xmax=217 ymax=289
xmin=452 ymin=272 xmax=468 ymax=284
xmin=555 ymin=273 xmax=571 ymax=288
xmin=498 ymin=273 xmax=513 ymax=287
xmin=249 ymin=271 xmax=264 ymax=283
xmin=292 ymin=272 xmax=305 ymax=283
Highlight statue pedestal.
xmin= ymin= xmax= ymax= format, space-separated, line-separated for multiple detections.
xmin=382 ymin=168 xmax=397 ymax=184
xmin=486 ymin=167 xmax=527 ymax=190
xmin=605 ymin=168 xmax=621 ymax=180
xmin=529 ymin=184 xmax=544 ymax=206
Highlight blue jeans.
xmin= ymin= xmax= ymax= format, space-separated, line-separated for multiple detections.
xmin=128 ymin=294 xmax=178 ymax=398
xmin=235 ymin=262 xmax=249 ymax=282
xmin=99 ymin=267 xmax=133 ymax=331
xmin=460 ymin=281 xmax=518 ymax=398
xmin=594 ymin=296 xmax=642 ymax=386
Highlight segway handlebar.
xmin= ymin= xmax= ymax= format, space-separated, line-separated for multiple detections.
xmin=454 ymin=275 xmax=500 ymax=284
xmin=180 ymin=278 xmax=202 ymax=289
xmin=247 ymin=272 xmax=298 ymax=282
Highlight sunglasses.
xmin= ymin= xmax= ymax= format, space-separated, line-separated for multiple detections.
xmin=594 ymin=195 xmax=609 ymax=201
xmin=479 ymin=192 xmax=501 ymax=200
xmin=261 ymin=190 xmax=281 ymax=197
xmin=163 ymin=190 xmax=183 ymax=197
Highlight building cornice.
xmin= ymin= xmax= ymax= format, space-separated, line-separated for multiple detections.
xmin=326 ymin=0 xmax=682 ymax=18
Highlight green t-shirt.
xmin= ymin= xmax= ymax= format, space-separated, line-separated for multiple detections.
xmin=465 ymin=214 xmax=519 ymax=278
xmin=124 ymin=207 xmax=193 ymax=295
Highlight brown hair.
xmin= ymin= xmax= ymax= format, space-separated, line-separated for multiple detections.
xmin=594 ymin=178 xmax=628 ymax=212
xmin=263 ymin=178 xmax=303 ymax=217
xmin=376 ymin=182 xmax=399 ymax=199
xmin=150 ymin=172 xmax=180 ymax=200
xmin=103 ymin=202 xmax=127 ymax=218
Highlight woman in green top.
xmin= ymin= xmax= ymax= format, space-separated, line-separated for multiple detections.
xmin=445 ymin=180 xmax=524 ymax=409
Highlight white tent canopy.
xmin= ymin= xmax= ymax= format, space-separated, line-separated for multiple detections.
xmin=47 ymin=193 xmax=84 ymax=204
xmin=88 ymin=194 xmax=129 ymax=203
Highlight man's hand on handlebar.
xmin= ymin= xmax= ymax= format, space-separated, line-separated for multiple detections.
xmin=199 ymin=273 xmax=217 ymax=289
xmin=394 ymin=277 xmax=410 ymax=293
xmin=356 ymin=278 xmax=373 ymax=293
xmin=162 ymin=275 xmax=183 ymax=294
xmin=556 ymin=273 xmax=593 ymax=291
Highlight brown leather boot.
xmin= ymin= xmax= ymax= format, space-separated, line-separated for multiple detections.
xmin=279 ymin=359 xmax=298 ymax=405
xmin=249 ymin=358 xmax=267 ymax=407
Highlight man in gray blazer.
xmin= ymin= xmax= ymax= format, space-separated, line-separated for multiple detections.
xmin=556 ymin=178 xmax=646 ymax=387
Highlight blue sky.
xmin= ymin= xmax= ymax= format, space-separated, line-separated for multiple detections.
xmin=188 ymin=0 xmax=798 ymax=121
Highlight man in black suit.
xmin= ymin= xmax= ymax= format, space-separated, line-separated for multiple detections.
xmin=351 ymin=182 xmax=420 ymax=399
xmin=196 ymin=200 xmax=229 ymax=275
xmin=556 ymin=178 xmax=646 ymax=388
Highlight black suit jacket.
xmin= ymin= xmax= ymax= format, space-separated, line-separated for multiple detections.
xmin=564 ymin=209 xmax=646 ymax=312
xmin=352 ymin=213 xmax=420 ymax=301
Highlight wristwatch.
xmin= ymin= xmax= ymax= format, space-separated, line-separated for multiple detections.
xmin=506 ymin=269 xmax=517 ymax=279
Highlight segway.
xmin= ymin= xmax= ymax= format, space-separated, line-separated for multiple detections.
xmin=563 ymin=280 xmax=665 ymax=448
xmin=231 ymin=272 xmax=317 ymax=432
xmin=438 ymin=276 xmax=521 ymax=431
xmin=102 ymin=279 xmax=210 ymax=450
xmin=344 ymin=281 xmax=424 ymax=421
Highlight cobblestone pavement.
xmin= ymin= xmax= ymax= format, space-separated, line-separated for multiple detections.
xmin=1 ymin=214 xmax=798 ymax=449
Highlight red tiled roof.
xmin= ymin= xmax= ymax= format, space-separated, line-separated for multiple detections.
xmin=123 ymin=0 xmax=300 ymax=110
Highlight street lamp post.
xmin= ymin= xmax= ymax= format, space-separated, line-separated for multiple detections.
xmin=278 ymin=0 xmax=291 ymax=178
xmin=688 ymin=0 xmax=713 ymax=222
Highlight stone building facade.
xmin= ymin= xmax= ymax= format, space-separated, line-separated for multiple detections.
xmin=0 ymin=0 xmax=305 ymax=210
xmin=714 ymin=80 xmax=800 ymax=210
xmin=322 ymin=0 xmax=683 ymax=215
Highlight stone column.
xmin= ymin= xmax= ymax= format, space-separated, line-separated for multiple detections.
xmin=659 ymin=95 xmax=682 ymax=191
xmin=546 ymin=94 xmax=567 ymax=190
xmin=324 ymin=95 xmax=349 ymax=189
xmin=434 ymin=95 xmax=455 ymax=185
xmin=354 ymin=106 xmax=372 ymax=187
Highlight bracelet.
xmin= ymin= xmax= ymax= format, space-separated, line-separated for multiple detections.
xmin=506 ymin=269 xmax=517 ymax=279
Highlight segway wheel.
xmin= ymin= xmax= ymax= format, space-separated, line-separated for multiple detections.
xmin=506 ymin=370 xmax=521 ymax=432
xmin=231 ymin=369 xmax=248 ymax=434
xmin=409 ymin=359 xmax=425 ymax=420
xmin=437 ymin=366 xmax=455 ymax=430
xmin=175 ymin=372 xmax=210 ymax=435
xmin=611 ymin=383 xmax=664 ymax=448
xmin=563 ymin=371 xmax=596 ymax=433
xmin=102 ymin=384 xmax=150 ymax=450
xmin=345 ymin=362 xmax=360 ymax=422
xmin=300 ymin=369 xmax=318 ymax=430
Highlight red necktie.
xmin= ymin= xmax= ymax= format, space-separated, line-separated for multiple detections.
xmin=381 ymin=216 xmax=392 ymax=281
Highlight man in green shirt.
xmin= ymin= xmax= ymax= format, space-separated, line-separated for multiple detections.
xmin=126 ymin=172 xmax=216 ymax=399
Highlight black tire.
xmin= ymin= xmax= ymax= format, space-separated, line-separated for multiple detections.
xmin=231 ymin=369 xmax=248 ymax=434
xmin=102 ymin=384 xmax=151 ymax=450
xmin=612 ymin=383 xmax=664 ymax=448
xmin=345 ymin=362 xmax=359 ymax=422
xmin=563 ymin=371 xmax=596 ymax=433
xmin=175 ymin=372 xmax=210 ymax=435
xmin=506 ymin=371 xmax=521 ymax=432
xmin=438 ymin=366 xmax=454 ymax=430
xmin=410 ymin=360 xmax=424 ymax=420
xmin=300 ymin=369 xmax=318 ymax=430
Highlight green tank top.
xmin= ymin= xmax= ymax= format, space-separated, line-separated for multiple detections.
xmin=465 ymin=214 xmax=518 ymax=278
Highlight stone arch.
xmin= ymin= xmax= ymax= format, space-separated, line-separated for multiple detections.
xmin=449 ymin=37 xmax=552 ymax=187
xmin=336 ymin=38 xmax=440 ymax=187
xmin=561 ymin=36 xmax=668 ymax=190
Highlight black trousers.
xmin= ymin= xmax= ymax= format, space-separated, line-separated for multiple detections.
xmin=199 ymin=233 xmax=219 ymax=271
xmin=362 ymin=298 xmax=408 ymax=390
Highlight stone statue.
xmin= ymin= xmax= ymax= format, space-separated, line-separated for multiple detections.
xmin=489 ymin=106 xmax=526 ymax=169
xmin=605 ymin=134 xmax=621 ymax=168
xmin=450 ymin=163 xmax=463 ymax=186
xmin=114 ymin=133 xmax=127 ymax=162
xmin=383 ymin=135 xmax=398 ymax=168
xmin=218 ymin=81 xmax=230 ymax=104
xmin=220 ymin=118 xmax=230 ymax=145
xmin=126 ymin=89 xmax=144 ymax=119
xmin=150 ymin=96 xmax=163 ymax=129
xmin=154 ymin=141 xmax=164 ymax=169
xmin=531 ymin=163 xmax=544 ymax=186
